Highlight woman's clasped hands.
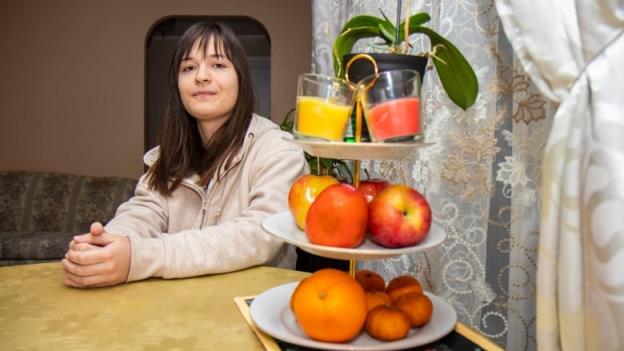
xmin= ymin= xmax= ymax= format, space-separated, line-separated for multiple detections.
xmin=61 ymin=222 xmax=131 ymax=288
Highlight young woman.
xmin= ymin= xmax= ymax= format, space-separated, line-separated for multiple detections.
xmin=61 ymin=22 xmax=307 ymax=288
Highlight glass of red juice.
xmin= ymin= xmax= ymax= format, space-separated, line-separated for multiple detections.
xmin=360 ymin=69 xmax=422 ymax=142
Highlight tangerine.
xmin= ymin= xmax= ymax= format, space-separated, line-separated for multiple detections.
xmin=355 ymin=269 xmax=386 ymax=292
xmin=386 ymin=275 xmax=423 ymax=301
xmin=364 ymin=290 xmax=392 ymax=312
xmin=290 ymin=268 xmax=367 ymax=342
xmin=395 ymin=292 xmax=433 ymax=328
xmin=365 ymin=304 xmax=411 ymax=341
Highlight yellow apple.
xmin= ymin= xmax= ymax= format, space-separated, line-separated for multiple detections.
xmin=288 ymin=175 xmax=338 ymax=229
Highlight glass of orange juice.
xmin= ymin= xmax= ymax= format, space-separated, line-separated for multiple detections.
xmin=295 ymin=74 xmax=355 ymax=141
xmin=360 ymin=69 xmax=422 ymax=142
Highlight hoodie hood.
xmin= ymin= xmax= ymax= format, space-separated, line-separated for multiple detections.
xmin=143 ymin=113 xmax=285 ymax=168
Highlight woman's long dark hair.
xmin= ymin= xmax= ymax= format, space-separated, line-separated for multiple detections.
xmin=148 ymin=22 xmax=256 ymax=196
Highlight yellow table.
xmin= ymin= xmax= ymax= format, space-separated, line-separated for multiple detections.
xmin=0 ymin=263 xmax=308 ymax=350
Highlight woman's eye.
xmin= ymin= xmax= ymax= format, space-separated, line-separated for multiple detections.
xmin=181 ymin=65 xmax=196 ymax=72
xmin=213 ymin=63 xmax=227 ymax=69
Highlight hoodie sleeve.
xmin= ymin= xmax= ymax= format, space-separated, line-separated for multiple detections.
xmin=125 ymin=135 xmax=308 ymax=281
xmin=103 ymin=174 xmax=169 ymax=238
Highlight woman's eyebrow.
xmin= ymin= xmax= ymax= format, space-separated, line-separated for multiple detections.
xmin=181 ymin=53 xmax=224 ymax=61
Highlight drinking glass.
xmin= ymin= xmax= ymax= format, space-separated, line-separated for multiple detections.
xmin=294 ymin=74 xmax=355 ymax=141
xmin=360 ymin=69 xmax=422 ymax=142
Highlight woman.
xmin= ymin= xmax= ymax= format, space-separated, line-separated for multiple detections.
xmin=61 ymin=22 xmax=307 ymax=288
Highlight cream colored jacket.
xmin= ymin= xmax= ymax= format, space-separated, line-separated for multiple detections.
xmin=105 ymin=115 xmax=307 ymax=282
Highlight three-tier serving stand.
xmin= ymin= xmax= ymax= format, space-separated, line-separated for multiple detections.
xmin=251 ymin=55 xmax=457 ymax=350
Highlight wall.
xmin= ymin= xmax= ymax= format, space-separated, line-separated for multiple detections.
xmin=0 ymin=0 xmax=311 ymax=178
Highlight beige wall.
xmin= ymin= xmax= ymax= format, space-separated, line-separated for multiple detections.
xmin=0 ymin=0 xmax=311 ymax=178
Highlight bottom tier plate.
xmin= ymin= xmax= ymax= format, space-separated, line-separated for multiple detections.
xmin=250 ymin=282 xmax=457 ymax=351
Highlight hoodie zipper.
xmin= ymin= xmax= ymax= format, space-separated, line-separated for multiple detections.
xmin=181 ymin=131 xmax=254 ymax=229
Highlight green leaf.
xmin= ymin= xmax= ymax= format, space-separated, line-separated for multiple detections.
xmin=397 ymin=13 xmax=431 ymax=43
xmin=378 ymin=23 xmax=396 ymax=45
xmin=333 ymin=16 xmax=389 ymax=78
xmin=410 ymin=26 xmax=478 ymax=110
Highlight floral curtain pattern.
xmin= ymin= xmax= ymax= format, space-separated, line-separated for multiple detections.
xmin=310 ymin=1 xmax=555 ymax=349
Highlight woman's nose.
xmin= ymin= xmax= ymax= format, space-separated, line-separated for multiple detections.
xmin=195 ymin=65 xmax=211 ymax=83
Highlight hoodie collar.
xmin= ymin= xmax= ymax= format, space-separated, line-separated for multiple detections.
xmin=143 ymin=113 xmax=279 ymax=173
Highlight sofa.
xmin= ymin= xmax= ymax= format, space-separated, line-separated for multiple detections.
xmin=0 ymin=171 xmax=137 ymax=266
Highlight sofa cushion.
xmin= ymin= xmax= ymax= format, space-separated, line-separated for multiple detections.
xmin=0 ymin=171 xmax=137 ymax=233
xmin=0 ymin=171 xmax=137 ymax=261
xmin=0 ymin=231 xmax=73 ymax=260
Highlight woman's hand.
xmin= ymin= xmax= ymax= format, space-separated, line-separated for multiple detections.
xmin=61 ymin=222 xmax=131 ymax=288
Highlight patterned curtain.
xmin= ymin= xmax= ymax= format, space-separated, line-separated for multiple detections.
xmin=311 ymin=1 xmax=555 ymax=349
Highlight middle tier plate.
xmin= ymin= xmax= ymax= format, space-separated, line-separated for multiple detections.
xmin=262 ymin=211 xmax=446 ymax=261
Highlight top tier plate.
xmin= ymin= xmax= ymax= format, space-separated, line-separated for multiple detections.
xmin=262 ymin=211 xmax=446 ymax=261
xmin=289 ymin=139 xmax=433 ymax=160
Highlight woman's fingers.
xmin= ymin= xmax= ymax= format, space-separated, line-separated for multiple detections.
xmin=61 ymin=235 xmax=131 ymax=288
xmin=90 ymin=222 xmax=105 ymax=236
xmin=65 ymin=246 xmax=112 ymax=266
xmin=63 ymin=269 xmax=109 ymax=288
xmin=69 ymin=241 xmax=100 ymax=252
xmin=62 ymin=257 xmax=111 ymax=277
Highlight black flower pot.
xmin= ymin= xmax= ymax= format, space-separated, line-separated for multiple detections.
xmin=343 ymin=53 xmax=428 ymax=85
xmin=342 ymin=53 xmax=428 ymax=142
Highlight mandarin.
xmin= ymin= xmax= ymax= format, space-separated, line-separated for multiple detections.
xmin=386 ymin=275 xmax=423 ymax=301
xmin=364 ymin=290 xmax=392 ymax=313
xmin=355 ymin=269 xmax=386 ymax=292
xmin=290 ymin=268 xmax=367 ymax=342
xmin=394 ymin=292 xmax=433 ymax=328
xmin=365 ymin=304 xmax=411 ymax=341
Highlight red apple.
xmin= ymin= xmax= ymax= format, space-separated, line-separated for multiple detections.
xmin=357 ymin=178 xmax=390 ymax=203
xmin=305 ymin=183 xmax=368 ymax=248
xmin=368 ymin=185 xmax=431 ymax=248
xmin=288 ymin=175 xmax=338 ymax=230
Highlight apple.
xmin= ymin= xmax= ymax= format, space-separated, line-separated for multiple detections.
xmin=305 ymin=183 xmax=368 ymax=248
xmin=368 ymin=184 xmax=431 ymax=248
xmin=357 ymin=178 xmax=390 ymax=203
xmin=288 ymin=175 xmax=338 ymax=230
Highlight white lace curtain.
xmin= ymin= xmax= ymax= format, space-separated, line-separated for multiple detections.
xmin=311 ymin=1 xmax=555 ymax=349
xmin=498 ymin=1 xmax=624 ymax=350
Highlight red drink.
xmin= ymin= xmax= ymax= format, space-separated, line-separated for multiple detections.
xmin=367 ymin=97 xmax=420 ymax=141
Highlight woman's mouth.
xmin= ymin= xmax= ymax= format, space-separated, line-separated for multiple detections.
xmin=193 ymin=91 xmax=217 ymax=97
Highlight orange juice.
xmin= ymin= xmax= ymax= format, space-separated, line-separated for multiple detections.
xmin=295 ymin=96 xmax=352 ymax=141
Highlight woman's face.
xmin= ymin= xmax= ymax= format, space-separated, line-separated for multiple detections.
xmin=178 ymin=37 xmax=239 ymax=138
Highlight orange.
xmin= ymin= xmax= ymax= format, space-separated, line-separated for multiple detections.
xmin=386 ymin=275 xmax=423 ymax=301
xmin=395 ymin=292 xmax=433 ymax=328
xmin=365 ymin=304 xmax=411 ymax=341
xmin=290 ymin=268 xmax=367 ymax=342
xmin=355 ymin=269 xmax=386 ymax=292
xmin=364 ymin=290 xmax=392 ymax=313
xmin=289 ymin=276 xmax=307 ymax=311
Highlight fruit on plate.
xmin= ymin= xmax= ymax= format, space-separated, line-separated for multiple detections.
xmin=364 ymin=290 xmax=392 ymax=313
xmin=386 ymin=275 xmax=423 ymax=302
xmin=290 ymin=268 xmax=367 ymax=342
xmin=356 ymin=178 xmax=389 ymax=203
xmin=365 ymin=304 xmax=411 ymax=341
xmin=305 ymin=183 xmax=368 ymax=248
xmin=355 ymin=269 xmax=386 ymax=292
xmin=288 ymin=174 xmax=338 ymax=230
xmin=394 ymin=292 xmax=433 ymax=328
xmin=368 ymin=184 xmax=432 ymax=248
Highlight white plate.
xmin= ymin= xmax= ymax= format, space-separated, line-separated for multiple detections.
xmin=262 ymin=211 xmax=446 ymax=261
xmin=289 ymin=139 xmax=433 ymax=160
xmin=250 ymin=282 xmax=457 ymax=351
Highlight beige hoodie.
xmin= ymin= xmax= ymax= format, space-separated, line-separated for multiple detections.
xmin=105 ymin=115 xmax=307 ymax=282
